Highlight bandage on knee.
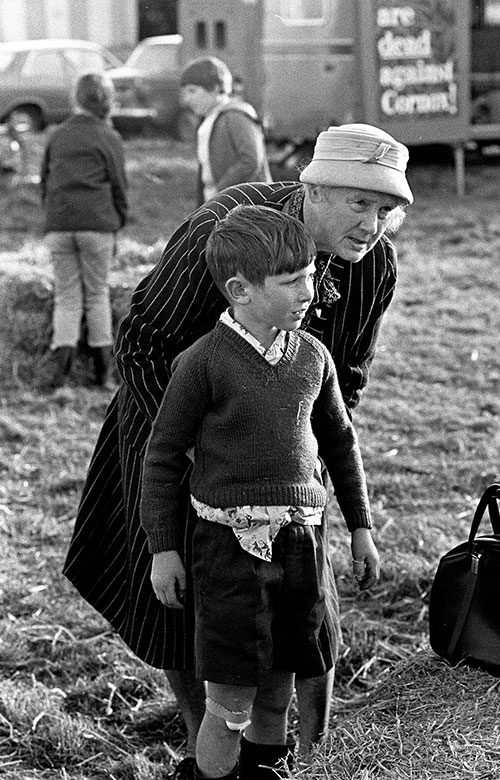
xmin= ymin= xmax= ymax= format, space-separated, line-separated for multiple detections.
xmin=206 ymin=695 xmax=252 ymax=731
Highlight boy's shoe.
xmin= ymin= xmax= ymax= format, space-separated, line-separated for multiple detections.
xmin=239 ymin=736 xmax=295 ymax=778
xmin=193 ymin=762 xmax=238 ymax=779
xmin=170 ymin=756 xmax=196 ymax=779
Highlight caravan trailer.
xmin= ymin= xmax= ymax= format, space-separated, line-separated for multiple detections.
xmin=178 ymin=0 xmax=364 ymax=144
xmin=178 ymin=0 xmax=500 ymax=152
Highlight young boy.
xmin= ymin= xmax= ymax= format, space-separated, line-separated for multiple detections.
xmin=140 ymin=205 xmax=379 ymax=779
xmin=179 ymin=56 xmax=271 ymax=205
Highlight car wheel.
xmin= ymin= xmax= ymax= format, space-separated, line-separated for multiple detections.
xmin=0 ymin=132 xmax=23 ymax=175
xmin=7 ymin=107 xmax=44 ymax=133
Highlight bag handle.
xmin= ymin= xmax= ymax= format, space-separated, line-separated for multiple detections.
xmin=447 ymin=483 xmax=500 ymax=660
xmin=467 ymin=483 xmax=500 ymax=552
xmin=490 ymin=486 xmax=500 ymax=531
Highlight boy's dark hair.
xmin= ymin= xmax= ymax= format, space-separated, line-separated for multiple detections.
xmin=180 ymin=56 xmax=232 ymax=95
xmin=205 ymin=205 xmax=316 ymax=295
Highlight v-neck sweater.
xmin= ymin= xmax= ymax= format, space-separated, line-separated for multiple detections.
xmin=141 ymin=321 xmax=371 ymax=552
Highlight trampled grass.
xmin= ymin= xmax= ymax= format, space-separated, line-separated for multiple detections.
xmin=1 ymin=138 xmax=500 ymax=778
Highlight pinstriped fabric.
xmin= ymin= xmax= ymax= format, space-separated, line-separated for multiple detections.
xmin=63 ymin=392 xmax=197 ymax=669
xmin=307 ymin=239 xmax=397 ymax=405
xmin=63 ymin=182 xmax=397 ymax=670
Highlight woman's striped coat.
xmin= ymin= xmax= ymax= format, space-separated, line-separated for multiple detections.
xmin=63 ymin=182 xmax=397 ymax=669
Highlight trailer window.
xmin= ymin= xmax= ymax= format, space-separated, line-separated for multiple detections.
xmin=474 ymin=0 xmax=500 ymax=25
xmin=215 ymin=21 xmax=226 ymax=49
xmin=196 ymin=21 xmax=207 ymax=49
xmin=279 ymin=0 xmax=328 ymax=25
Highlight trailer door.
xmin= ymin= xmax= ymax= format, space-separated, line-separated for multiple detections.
xmin=178 ymin=0 xmax=265 ymax=113
xmin=261 ymin=0 xmax=359 ymax=142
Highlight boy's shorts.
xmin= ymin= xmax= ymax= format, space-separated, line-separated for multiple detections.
xmin=192 ymin=518 xmax=338 ymax=686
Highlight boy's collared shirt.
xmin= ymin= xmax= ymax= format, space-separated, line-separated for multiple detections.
xmin=220 ymin=308 xmax=287 ymax=364
xmin=191 ymin=309 xmax=322 ymax=562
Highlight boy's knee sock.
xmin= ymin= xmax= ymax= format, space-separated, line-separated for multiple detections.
xmin=238 ymin=735 xmax=295 ymax=779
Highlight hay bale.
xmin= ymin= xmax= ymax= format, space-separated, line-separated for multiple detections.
xmin=0 ymin=258 xmax=53 ymax=386
xmin=0 ymin=252 xmax=153 ymax=385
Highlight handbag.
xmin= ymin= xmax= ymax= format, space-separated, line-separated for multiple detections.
xmin=428 ymin=482 xmax=500 ymax=674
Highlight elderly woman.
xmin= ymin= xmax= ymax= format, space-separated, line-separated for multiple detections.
xmin=40 ymin=72 xmax=128 ymax=389
xmin=64 ymin=123 xmax=413 ymax=779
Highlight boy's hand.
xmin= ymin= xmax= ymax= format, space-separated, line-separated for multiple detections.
xmin=151 ymin=550 xmax=186 ymax=609
xmin=351 ymin=528 xmax=380 ymax=591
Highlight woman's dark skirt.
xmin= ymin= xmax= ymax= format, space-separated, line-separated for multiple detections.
xmin=62 ymin=392 xmax=341 ymax=671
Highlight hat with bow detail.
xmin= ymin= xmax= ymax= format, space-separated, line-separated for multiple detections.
xmin=300 ymin=123 xmax=413 ymax=204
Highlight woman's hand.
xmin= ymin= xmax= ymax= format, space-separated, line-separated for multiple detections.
xmin=351 ymin=528 xmax=380 ymax=590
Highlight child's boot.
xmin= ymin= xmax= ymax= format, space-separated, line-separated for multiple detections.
xmin=41 ymin=346 xmax=74 ymax=389
xmin=238 ymin=736 xmax=295 ymax=779
xmin=91 ymin=346 xmax=114 ymax=388
xmin=193 ymin=764 xmax=238 ymax=779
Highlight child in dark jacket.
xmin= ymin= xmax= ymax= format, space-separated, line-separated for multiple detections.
xmin=140 ymin=205 xmax=379 ymax=779
xmin=40 ymin=71 xmax=128 ymax=389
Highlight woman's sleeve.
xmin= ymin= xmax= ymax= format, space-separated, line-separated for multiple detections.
xmin=115 ymin=212 xmax=223 ymax=422
xmin=338 ymin=239 xmax=398 ymax=411
xmin=140 ymin=343 xmax=209 ymax=551
xmin=313 ymin=351 xmax=371 ymax=531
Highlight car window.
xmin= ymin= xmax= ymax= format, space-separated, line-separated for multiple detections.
xmin=64 ymin=49 xmax=109 ymax=73
xmin=103 ymin=51 xmax=123 ymax=69
xmin=127 ymin=44 xmax=178 ymax=72
xmin=64 ymin=48 xmax=122 ymax=72
xmin=0 ymin=51 xmax=15 ymax=73
xmin=22 ymin=51 xmax=66 ymax=80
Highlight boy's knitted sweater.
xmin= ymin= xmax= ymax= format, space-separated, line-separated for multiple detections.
xmin=141 ymin=322 xmax=371 ymax=553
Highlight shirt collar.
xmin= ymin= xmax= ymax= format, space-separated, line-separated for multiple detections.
xmin=220 ymin=309 xmax=287 ymax=363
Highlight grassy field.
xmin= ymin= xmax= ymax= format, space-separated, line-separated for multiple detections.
xmin=0 ymin=133 xmax=499 ymax=779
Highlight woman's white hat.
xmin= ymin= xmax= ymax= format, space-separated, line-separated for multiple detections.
xmin=300 ymin=123 xmax=413 ymax=204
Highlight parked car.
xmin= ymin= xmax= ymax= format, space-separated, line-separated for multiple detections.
xmin=108 ymin=35 xmax=197 ymax=139
xmin=0 ymin=39 xmax=122 ymax=131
